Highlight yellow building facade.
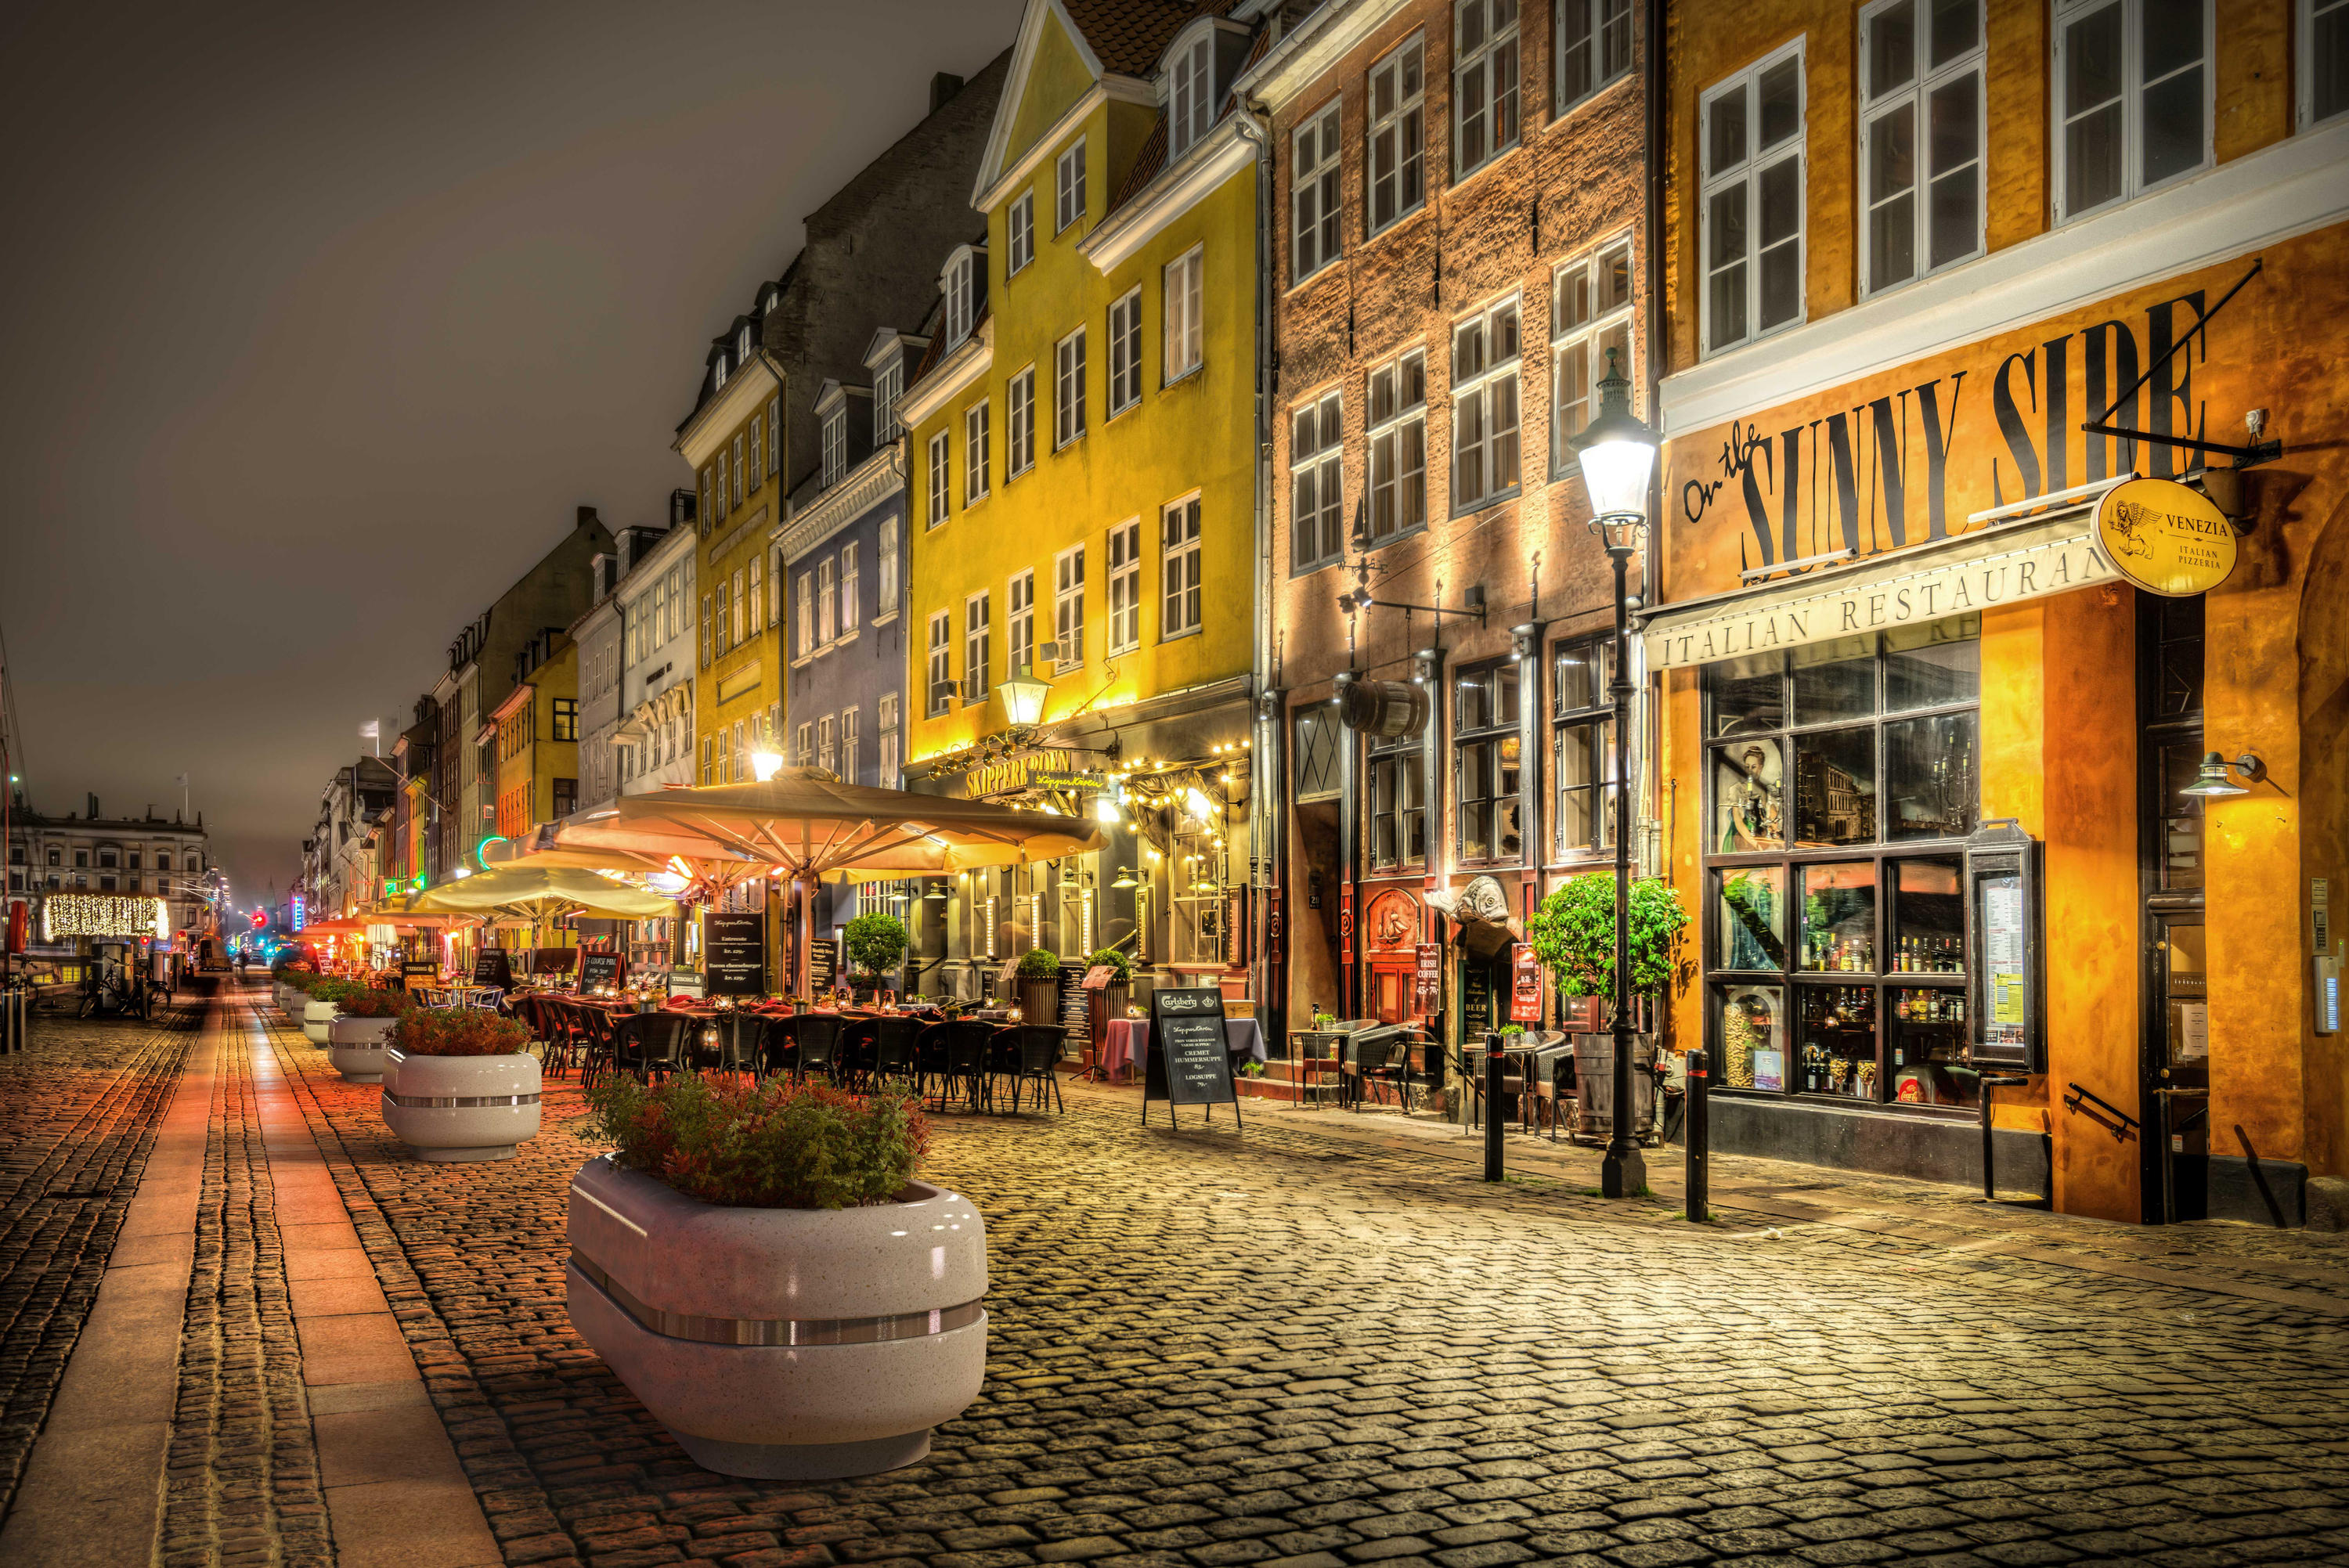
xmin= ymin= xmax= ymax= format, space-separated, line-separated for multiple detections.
xmin=899 ymin=0 xmax=1267 ymax=999
xmin=489 ymin=634 xmax=579 ymax=843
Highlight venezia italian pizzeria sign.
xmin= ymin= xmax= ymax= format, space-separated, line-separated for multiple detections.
xmin=2094 ymin=477 xmax=2238 ymax=597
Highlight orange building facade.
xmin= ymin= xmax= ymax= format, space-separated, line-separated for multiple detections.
xmin=1650 ymin=0 xmax=2348 ymax=1223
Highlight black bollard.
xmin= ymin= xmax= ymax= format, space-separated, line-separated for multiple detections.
xmin=1684 ymin=1047 xmax=1709 ymax=1223
xmin=1483 ymin=1031 xmax=1505 ymax=1182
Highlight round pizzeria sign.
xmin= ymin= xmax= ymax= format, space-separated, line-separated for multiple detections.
xmin=2095 ymin=477 xmax=2239 ymax=597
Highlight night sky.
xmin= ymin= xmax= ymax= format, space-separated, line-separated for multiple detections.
xmin=0 ymin=0 xmax=1019 ymax=914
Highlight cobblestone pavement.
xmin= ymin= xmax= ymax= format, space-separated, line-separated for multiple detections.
xmin=158 ymin=1007 xmax=332 ymax=1568
xmin=0 ymin=996 xmax=197 ymax=1516
xmin=248 ymin=997 xmax=2349 ymax=1568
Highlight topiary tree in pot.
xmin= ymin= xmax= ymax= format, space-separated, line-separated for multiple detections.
xmin=1012 ymin=946 xmax=1060 ymax=1026
xmin=570 ymin=1074 xmax=985 ymax=1480
xmin=843 ymin=912 xmax=908 ymax=1000
xmin=1527 ymin=874 xmax=1689 ymax=1141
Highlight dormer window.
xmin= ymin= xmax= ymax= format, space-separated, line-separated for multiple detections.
xmin=713 ymin=352 xmax=729 ymax=393
xmin=821 ymin=407 xmax=847 ymax=488
xmin=945 ymin=254 xmax=973 ymax=345
xmin=1169 ymin=31 xmax=1214 ymax=155
xmin=763 ymin=287 xmax=780 ymax=315
xmin=874 ymin=358 xmax=903 ymax=442
xmin=737 ymin=323 xmax=752 ymax=362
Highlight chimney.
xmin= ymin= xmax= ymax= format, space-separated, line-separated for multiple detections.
xmin=88 ymin=793 xmax=99 ymax=820
xmin=577 ymin=504 xmax=600 ymax=533
xmin=930 ymin=71 xmax=963 ymax=114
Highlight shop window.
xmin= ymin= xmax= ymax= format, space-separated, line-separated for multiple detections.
xmin=1859 ymin=0 xmax=1984 ymax=294
xmin=1367 ymin=350 xmax=1427 ymax=542
xmin=1552 ymin=638 xmax=1615 ymax=859
xmin=1455 ymin=662 xmax=1521 ymax=865
xmin=1700 ymin=41 xmax=1806 ymax=354
xmin=1366 ymin=744 xmax=1425 ymax=870
xmin=1294 ymin=706 xmax=1342 ymax=803
xmin=2053 ymin=0 xmax=2210 ymax=223
xmin=1702 ymin=615 xmax=1980 ymax=1112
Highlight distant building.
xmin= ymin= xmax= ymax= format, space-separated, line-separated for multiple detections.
xmin=616 ymin=496 xmax=700 ymax=800
xmin=298 ymin=759 xmax=399 ymax=921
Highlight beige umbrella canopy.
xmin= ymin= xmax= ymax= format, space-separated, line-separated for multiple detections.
xmin=538 ymin=769 xmax=1102 ymax=993
xmin=411 ymin=864 xmax=680 ymax=921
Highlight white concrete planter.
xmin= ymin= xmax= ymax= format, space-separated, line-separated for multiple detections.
xmin=327 ymin=1015 xmax=399 ymax=1082
xmin=566 ymin=1155 xmax=987 ymax=1480
xmin=381 ymin=1050 xmax=541 ymax=1162
xmin=302 ymin=1000 xmax=339 ymax=1044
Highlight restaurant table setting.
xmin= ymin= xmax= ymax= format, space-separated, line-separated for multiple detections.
xmin=1099 ymin=1015 xmax=1265 ymax=1080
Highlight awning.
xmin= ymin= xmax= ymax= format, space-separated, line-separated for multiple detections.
xmin=1641 ymin=500 xmax=2121 ymax=672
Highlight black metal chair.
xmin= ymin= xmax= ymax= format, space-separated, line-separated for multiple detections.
xmin=756 ymin=1014 xmax=799 ymax=1080
xmin=870 ymin=1016 xmax=926 ymax=1092
xmin=574 ymin=1004 xmax=622 ymax=1089
xmin=701 ymin=1011 xmax=763 ymax=1078
xmin=1452 ymin=1039 xmax=1525 ymax=1130
xmin=1001 ymin=1025 xmax=1066 ymax=1113
xmin=934 ymin=1020 xmax=994 ymax=1112
xmin=836 ymin=1018 xmax=881 ymax=1091
xmin=613 ymin=1013 xmax=694 ymax=1083
xmin=792 ymin=1014 xmax=848 ymax=1087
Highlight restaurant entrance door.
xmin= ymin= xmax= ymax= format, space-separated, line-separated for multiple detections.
xmin=2138 ymin=594 xmax=2209 ymax=1223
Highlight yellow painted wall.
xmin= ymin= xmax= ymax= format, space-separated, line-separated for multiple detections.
xmin=905 ymin=85 xmax=1256 ymax=767
xmin=1003 ymin=12 xmax=1094 ymax=169
xmin=687 ymin=378 xmax=785 ymax=783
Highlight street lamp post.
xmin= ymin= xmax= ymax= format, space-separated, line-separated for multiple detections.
xmin=1572 ymin=349 xmax=1661 ymax=1201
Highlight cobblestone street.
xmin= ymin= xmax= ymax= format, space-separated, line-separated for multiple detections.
xmin=5 ymin=983 xmax=2349 ymax=1567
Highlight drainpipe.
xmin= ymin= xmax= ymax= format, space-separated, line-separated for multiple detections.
xmin=1235 ymin=104 xmax=1281 ymax=1039
xmin=1636 ymin=0 xmax=1669 ymax=884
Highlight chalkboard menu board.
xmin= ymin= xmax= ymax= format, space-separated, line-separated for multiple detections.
xmin=1056 ymin=964 xmax=1087 ymax=1040
xmin=705 ymin=912 xmax=767 ymax=997
xmin=1144 ymin=986 xmax=1242 ymax=1129
xmin=578 ymin=952 xmax=623 ymax=990
xmin=471 ymin=947 xmax=512 ymax=988
xmin=401 ymin=959 xmax=438 ymax=992
xmin=806 ymin=937 xmax=837 ymax=993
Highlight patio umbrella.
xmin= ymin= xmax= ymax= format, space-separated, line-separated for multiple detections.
xmin=540 ymin=768 xmax=1102 ymax=994
xmin=411 ymin=864 xmax=680 ymax=922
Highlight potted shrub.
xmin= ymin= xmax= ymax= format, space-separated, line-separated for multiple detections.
xmin=1084 ymin=947 xmax=1132 ymax=1024
xmin=381 ymin=1007 xmax=539 ymax=1162
xmin=327 ymin=989 xmax=405 ymax=1083
xmin=302 ymin=975 xmax=355 ymax=1044
xmin=1012 ymin=947 xmax=1059 ymax=1027
xmin=274 ymin=964 xmax=316 ymax=1018
xmin=1527 ymin=874 xmax=1689 ymax=1141
xmin=569 ymin=1074 xmax=985 ymax=1480
xmin=843 ymin=912 xmax=908 ymax=1002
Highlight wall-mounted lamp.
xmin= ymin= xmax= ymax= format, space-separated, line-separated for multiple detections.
xmin=1110 ymin=867 xmax=1139 ymax=889
xmin=2181 ymin=751 xmax=2267 ymax=798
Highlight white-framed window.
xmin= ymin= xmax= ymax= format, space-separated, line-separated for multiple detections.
xmin=1367 ymin=36 xmax=1426 ymax=236
xmin=731 ymin=434 xmax=745 ymax=506
xmin=731 ymin=567 xmax=746 ymax=649
xmin=965 ymin=399 xmax=990 ymax=502
xmin=817 ymin=714 xmax=835 ymax=773
xmin=964 ymin=592 xmax=991 ymax=701
xmin=1108 ymin=519 xmax=1142 ymax=654
xmin=1008 ymin=367 xmax=1036 ymax=475
xmin=1558 ymin=0 xmax=1632 ymax=113
xmin=796 ymin=722 xmax=813 ymax=767
xmin=1454 ymin=0 xmax=1521 ymax=176
xmin=770 ymin=545 xmax=784 ymax=626
xmin=928 ymin=430 xmax=951 ymax=527
xmin=879 ymin=694 xmax=900 ymax=788
xmin=1551 ymin=239 xmax=1634 ymax=470
xmin=738 ymin=323 xmax=752 ymax=362
xmin=1164 ymin=247 xmax=1203 ymax=382
xmin=700 ymin=593 xmax=712 ymax=668
xmin=1701 ymin=41 xmax=1806 ymax=355
xmin=1171 ymin=30 xmax=1214 ymax=156
xmin=1293 ymin=101 xmax=1342 ymax=280
xmin=927 ymin=611 xmax=953 ymax=715
xmin=1007 ymin=190 xmax=1034 ymax=275
xmin=1368 ymin=348 xmax=1427 ymax=542
xmin=1860 ymin=0 xmax=1984 ymax=294
xmin=767 ymin=396 xmax=782 ymax=474
xmin=734 ymin=720 xmax=748 ymax=781
xmin=748 ymin=553 xmax=766 ymax=634
xmin=748 ymin=406 xmax=763 ymax=482
xmin=1450 ymin=295 xmax=1521 ymax=510
xmin=878 ymin=519 xmax=900 ymax=615
xmin=1054 ymin=545 xmax=1085 ymax=669
xmin=2053 ymin=0 xmax=2211 ymax=224
xmin=2307 ymin=0 xmax=2349 ymax=127
xmin=1291 ymin=390 xmax=1344 ymax=571
xmin=840 ymin=542 xmax=860 ymax=636
xmin=839 ymin=707 xmax=859 ymax=784
xmin=817 ymin=557 xmax=837 ymax=644
xmin=1161 ymin=496 xmax=1202 ymax=639
xmin=1008 ymin=569 xmax=1036 ymax=673
xmin=712 ymin=353 xmax=728 ymax=394
xmin=821 ymin=408 xmax=846 ymax=487
xmin=716 ymin=450 xmax=730 ymax=518
xmin=872 ymin=361 xmax=900 ymax=443
xmin=1108 ymin=289 xmax=1142 ymax=414
xmin=1055 ymin=327 xmax=1087 ymax=448
xmin=1055 ymin=138 xmax=1087 ymax=232
xmin=946 ymin=253 xmax=973 ymax=345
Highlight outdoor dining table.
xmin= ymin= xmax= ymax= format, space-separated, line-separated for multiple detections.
xmin=1099 ymin=1016 xmax=1266 ymax=1081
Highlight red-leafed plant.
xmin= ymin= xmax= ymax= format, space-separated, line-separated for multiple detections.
xmin=586 ymin=1073 xmax=928 ymax=1210
xmin=393 ymin=1007 xmax=529 ymax=1058
xmin=338 ymin=989 xmax=406 ymax=1018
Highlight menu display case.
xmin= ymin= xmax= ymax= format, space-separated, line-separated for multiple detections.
xmin=1965 ymin=820 xmax=2044 ymax=1069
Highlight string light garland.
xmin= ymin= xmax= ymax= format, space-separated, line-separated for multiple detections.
xmin=43 ymin=894 xmax=171 ymax=942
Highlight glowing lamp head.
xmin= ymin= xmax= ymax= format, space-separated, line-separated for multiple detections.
xmin=749 ymin=750 xmax=785 ymax=782
xmin=1571 ymin=348 xmax=1660 ymax=528
xmin=998 ymin=664 xmax=1052 ymax=730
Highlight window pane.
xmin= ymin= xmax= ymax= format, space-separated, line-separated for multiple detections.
xmin=1926 ymin=76 xmax=1980 ymax=268
xmin=1884 ymin=615 xmax=1979 ymax=708
xmin=1929 ymin=0 xmax=1979 ymax=67
xmin=1557 ymin=263 xmax=1590 ymax=331
xmin=1757 ymin=56 xmax=1802 ymax=148
xmin=1798 ymin=860 xmax=1877 ymax=973
xmin=2141 ymin=0 xmax=2201 ymax=80
xmin=1883 ymin=711 xmax=1976 ymax=839
xmin=2139 ymin=59 xmax=2203 ymax=186
xmin=1716 ymin=867 xmax=1786 ymax=972
xmin=1797 ymin=983 xmax=1878 ymax=1099
xmin=1708 ymin=651 xmax=1782 ymax=735
xmin=1713 ymin=738 xmax=1785 ymax=852
xmin=1716 ymin=982 xmax=1786 ymax=1089
xmin=2064 ymin=6 xmax=2124 ymax=214
xmin=1793 ymin=726 xmax=1877 ymax=846
xmin=1890 ymin=988 xmax=1977 ymax=1105
xmin=1868 ymin=0 xmax=1916 ymax=97
xmin=1555 ymin=645 xmax=1595 ymax=712
xmin=1868 ymin=102 xmax=1917 ymax=287
xmin=1890 ymin=856 xmax=1964 ymax=972
xmin=1706 ymin=187 xmax=1748 ymax=345
xmin=2319 ymin=3 xmax=2348 ymax=124
xmin=1793 ymin=636 xmax=1877 ymax=724
xmin=1757 ymin=158 xmax=1802 ymax=328
xmin=1707 ymin=84 xmax=1747 ymax=172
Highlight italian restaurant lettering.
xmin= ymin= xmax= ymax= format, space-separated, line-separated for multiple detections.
xmin=1674 ymin=287 xmax=2214 ymax=583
